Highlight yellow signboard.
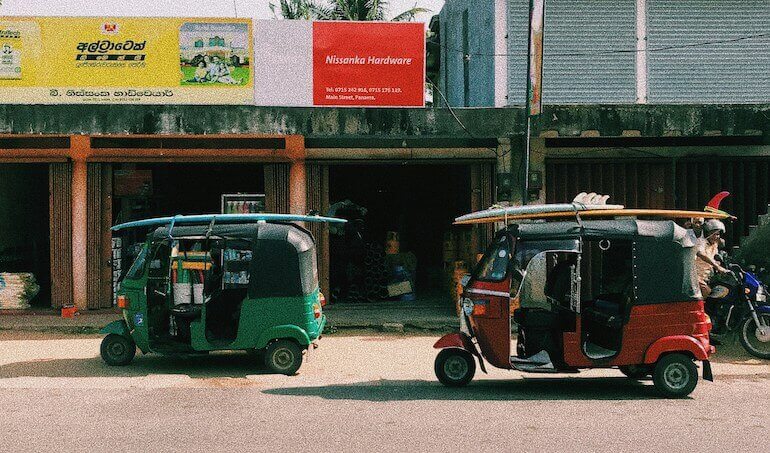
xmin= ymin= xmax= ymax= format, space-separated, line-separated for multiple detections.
xmin=0 ymin=17 xmax=253 ymax=104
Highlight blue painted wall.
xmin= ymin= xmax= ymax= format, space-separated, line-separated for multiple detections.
xmin=438 ymin=0 xmax=496 ymax=107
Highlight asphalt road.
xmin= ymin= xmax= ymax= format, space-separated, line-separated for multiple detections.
xmin=0 ymin=334 xmax=768 ymax=453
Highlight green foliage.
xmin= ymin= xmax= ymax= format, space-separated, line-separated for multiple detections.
xmin=270 ymin=0 xmax=430 ymax=22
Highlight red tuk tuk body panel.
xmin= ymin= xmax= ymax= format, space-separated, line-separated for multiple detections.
xmin=465 ymin=279 xmax=512 ymax=370
xmin=434 ymin=332 xmax=476 ymax=351
xmin=562 ymin=300 xmax=712 ymax=368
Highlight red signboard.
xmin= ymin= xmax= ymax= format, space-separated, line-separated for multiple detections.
xmin=312 ymin=21 xmax=425 ymax=107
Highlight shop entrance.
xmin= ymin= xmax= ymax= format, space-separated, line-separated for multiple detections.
xmin=111 ymin=162 xmax=266 ymax=287
xmin=0 ymin=164 xmax=51 ymax=308
xmin=327 ymin=163 xmax=479 ymax=306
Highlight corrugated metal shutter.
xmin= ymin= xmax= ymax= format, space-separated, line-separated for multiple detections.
xmin=264 ymin=164 xmax=290 ymax=214
xmin=507 ymin=0 xmax=529 ymax=104
xmin=306 ymin=163 xmax=330 ymax=298
xmin=545 ymin=159 xmax=675 ymax=209
xmin=49 ymin=162 xmax=73 ymax=309
xmin=675 ymin=158 xmax=770 ymax=245
xmin=508 ymin=0 xmax=637 ymax=104
xmin=647 ymin=0 xmax=770 ymax=103
xmin=470 ymin=163 xmax=496 ymax=253
xmin=546 ymin=157 xmax=770 ymax=246
xmin=86 ymin=163 xmax=113 ymax=309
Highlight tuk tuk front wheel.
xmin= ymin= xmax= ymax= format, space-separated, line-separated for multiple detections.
xmin=100 ymin=334 xmax=136 ymax=366
xmin=264 ymin=340 xmax=303 ymax=375
xmin=435 ymin=348 xmax=476 ymax=387
xmin=652 ymin=354 xmax=698 ymax=398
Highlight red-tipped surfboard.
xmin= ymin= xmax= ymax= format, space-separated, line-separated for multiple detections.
xmin=455 ymin=192 xmax=623 ymax=225
xmin=454 ymin=192 xmax=735 ymax=225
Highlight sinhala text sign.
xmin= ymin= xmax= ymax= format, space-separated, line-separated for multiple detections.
xmin=0 ymin=17 xmax=253 ymax=104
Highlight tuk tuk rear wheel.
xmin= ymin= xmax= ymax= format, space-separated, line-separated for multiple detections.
xmin=100 ymin=334 xmax=136 ymax=366
xmin=652 ymin=354 xmax=698 ymax=398
xmin=264 ymin=340 xmax=303 ymax=375
xmin=435 ymin=349 xmax=476 ymax=387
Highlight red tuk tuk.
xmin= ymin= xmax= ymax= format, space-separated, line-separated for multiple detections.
xmin=434 ymin=218 xmax=716 ymax=397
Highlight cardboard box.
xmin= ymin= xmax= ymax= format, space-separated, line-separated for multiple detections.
xmin=387 ymin=281 xmax=413 ymax=297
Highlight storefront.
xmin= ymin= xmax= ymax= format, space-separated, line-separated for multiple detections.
xmin=0 ymin=136 xmax=73 ymax=310
xmin=84 ymin=135 xmax=304 ymax=310
xmin=0 ymin=134 xmax=305 ymax=310
xmin=304 ymin=144 xmax=498 ymax=306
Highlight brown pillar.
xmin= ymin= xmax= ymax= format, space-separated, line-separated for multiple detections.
xmin=70 ymin=136 xmax=90 ymax=310
xmin=286 ymin=136 xmax=307 ymax=215
xmin=289 ymin=160 xmax=307 ymax=215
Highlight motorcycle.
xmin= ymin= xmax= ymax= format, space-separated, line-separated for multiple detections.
xmin=706 ymin=253 xmax=770 ymax=359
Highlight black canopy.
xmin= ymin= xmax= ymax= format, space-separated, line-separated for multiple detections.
xmin=151 ymin=222 xmax=318 ymax=298
xmin=510 ymin=220 xmax=701 ymax=304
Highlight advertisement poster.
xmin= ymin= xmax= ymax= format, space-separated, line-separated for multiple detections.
xmin=0 ymin=17 xmax=253 ymax=104
xmin=0 ymin=24 xmax=22 ymax=80
xmin=312 ymin=21 xmax=425 ymax=107
xmin=527 ymin=0 xmax=546 ymax=116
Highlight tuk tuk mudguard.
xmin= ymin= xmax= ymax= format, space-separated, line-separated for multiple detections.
xmin=643 ymin=335 xmax=710 ymax=364
xmin=256 ymin=325 xmax=311 ymax=350
xmin=434 ymin=332 xmax=487 ymax=373
xmin=100 ymin=320 xmax=130 ymax=337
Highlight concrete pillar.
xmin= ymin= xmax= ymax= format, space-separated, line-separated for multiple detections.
xmin=70 ymin=136 xmax=89 ymax=310
xmin=289 ymin=160 xmax=307 ymax=215
xmin=285 ymin=135 xmax=307 ymax=215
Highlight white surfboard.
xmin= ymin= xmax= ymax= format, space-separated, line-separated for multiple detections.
xmin=455 ymin=192 xmax=624 ymax=224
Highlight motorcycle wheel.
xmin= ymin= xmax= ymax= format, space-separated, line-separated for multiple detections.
xmin=739 ymin=314 xmax=770 ymax=359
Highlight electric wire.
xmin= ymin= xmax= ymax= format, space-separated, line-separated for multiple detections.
xmin=427 ymin=76 xmax=510 ymax=159
xmin=426 ymin=32 xmax=770 ymax=59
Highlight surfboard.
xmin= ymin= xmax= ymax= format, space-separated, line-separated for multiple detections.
xmin=112 ymin=213 xmax=347 ymax=232
xmin=454 ymin=208 xmax=733 ymax=225
xmin=454 ymin=202 xmax=625 ymax=224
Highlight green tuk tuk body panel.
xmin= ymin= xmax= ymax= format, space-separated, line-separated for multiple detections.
xmin=100 ymin=320 xmax=130 ymax=336
xmin=105 ymin=220 xmax=332 ymax=365
xmin=188 ymin=291 xmax=324 ymax=351
xmin=118 ymin=272 xmax=152 ymax=353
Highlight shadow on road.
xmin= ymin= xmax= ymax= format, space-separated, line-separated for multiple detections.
xmin=264 ymin=377 xmax=668 ymax=401
xmin=0 ymin=353 xmax=272 ymax=379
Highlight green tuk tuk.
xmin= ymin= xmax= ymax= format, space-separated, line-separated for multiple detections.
xmin=100 ymin=214 xmax=345 ymax=375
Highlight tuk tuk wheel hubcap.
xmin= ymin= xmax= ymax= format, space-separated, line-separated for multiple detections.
xmin=663 ymin=363 xmax=689 ymax=390
xmin=273 ymin=348 xmax=295 ymax=369
xmin=444 ymin=355 xmax=469 ymax=380
xmin=108 ymin=342 xmax=126 ymax=357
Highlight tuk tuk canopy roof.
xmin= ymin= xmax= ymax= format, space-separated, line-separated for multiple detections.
xmin=510 ymin=219 xmax=701 ymax=304
xmin=151 ymin=222 xmax=318 ymax=298
xmin=511 ymin=219 xmax=696 ymax=247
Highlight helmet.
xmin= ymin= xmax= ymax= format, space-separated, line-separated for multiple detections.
xmin=704 ymin=219 xmax=726 ymax=236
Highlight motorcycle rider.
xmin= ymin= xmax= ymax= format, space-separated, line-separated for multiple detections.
xmin=696 ymin=219 xmax=729 ymax=297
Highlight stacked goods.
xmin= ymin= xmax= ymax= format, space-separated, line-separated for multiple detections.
xmin=443 ymin=229 xmax=474 ymax=308
xmin=0 ymin=273 xmax=40 ymax=310
xmin=384 ymin=252 xmax=418 ymax=301
xmin=385 ymin=231 xmax=400 ymax=255
xmin=449 ymin=261 xmax=469 ymax=315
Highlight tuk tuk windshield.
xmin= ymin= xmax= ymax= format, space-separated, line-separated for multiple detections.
xmin=125 ymin=243 xmax=151 ymax=280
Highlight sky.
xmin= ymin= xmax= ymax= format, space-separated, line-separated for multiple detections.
xmin=0 ymin=0 xmax=445 ymax=24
